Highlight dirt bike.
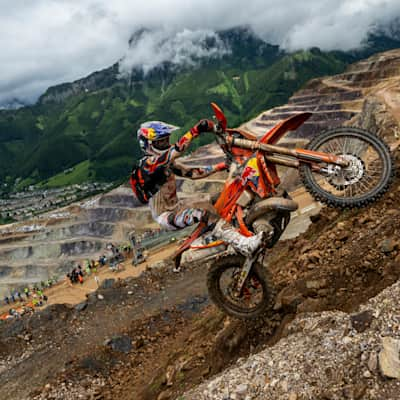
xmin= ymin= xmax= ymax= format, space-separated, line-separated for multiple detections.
xmin=173 ymin=103 xmax=394 ymax=319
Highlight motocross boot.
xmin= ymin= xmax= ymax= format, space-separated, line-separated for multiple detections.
xmin=212 ymin=219 xmax=264 ymax=258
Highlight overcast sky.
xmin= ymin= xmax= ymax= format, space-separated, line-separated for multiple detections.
xmin=0 ymin=0 xmax=399 ymax=106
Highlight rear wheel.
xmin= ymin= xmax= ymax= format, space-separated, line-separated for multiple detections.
xmin=207 ymin=255 xmax=271 ymax=319
xmin=300 ymin=127 xmax=394 ymax=208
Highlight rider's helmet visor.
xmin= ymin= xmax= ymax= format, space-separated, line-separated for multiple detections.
xmin=152 ymin=136 xmax=170 ymax=151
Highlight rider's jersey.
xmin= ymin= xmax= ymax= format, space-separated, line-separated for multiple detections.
xmin=149 ymin=173 xmax=179 ymax=217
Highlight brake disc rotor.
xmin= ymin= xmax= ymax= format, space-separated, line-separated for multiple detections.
xmin=328 ymin=154 xmax=365 ymax=189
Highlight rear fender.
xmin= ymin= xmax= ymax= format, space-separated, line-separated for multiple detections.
xmin=261 ymin=113 xmax=312 ymax=144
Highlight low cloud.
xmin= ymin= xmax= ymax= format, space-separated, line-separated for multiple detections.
xmin=119 ymin=29 xmax=230 ymax=76
xmin=0 ymin=0 xmax=399 ymax=105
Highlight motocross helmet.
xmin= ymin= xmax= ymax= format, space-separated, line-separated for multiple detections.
xmin=137 ymin=121 xmax=179 ymax=156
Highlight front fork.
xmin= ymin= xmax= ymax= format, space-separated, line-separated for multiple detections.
xmin=233 ymin=249 xmax=263 ymax=297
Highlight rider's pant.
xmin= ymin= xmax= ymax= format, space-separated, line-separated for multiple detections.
xmin=212 ymin=219 xmax=264 ymax=258
xmin=154 ymin=208 xmax=206 ymax=230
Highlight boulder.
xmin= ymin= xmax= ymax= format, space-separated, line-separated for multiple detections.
xmin=297 ymin=298 xmax=322 ymax=313
xmin=305 ymin=279 xmax=327 ymax=290
xmin=75 ymin=301 xmax=88 ymax=312
xmin=100 ymin=278 xmax=115 ymax=289
xmin=106 ymin=335 xmax=132 ymax=354
xmin=307 ymin=251 xmax=321 ymax=264
xmin=379 ymin=337 xmax=400 ymax=379
xmin=274 ymin=285 xmax=304 ymax=310
xmin=380 ymin=239 xmax=397 ymax=254
xmin=350 ymin=310 xmax=373 ymax=333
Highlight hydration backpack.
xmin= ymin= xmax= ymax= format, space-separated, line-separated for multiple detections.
xmin=129 ymin=159 xmax=169 ymax=204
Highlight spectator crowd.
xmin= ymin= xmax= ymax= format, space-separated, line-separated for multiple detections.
xmin=1 ymin=284 xmax=50 ymax=320
xmin=66 ymin=242 xmax=133 ymax=285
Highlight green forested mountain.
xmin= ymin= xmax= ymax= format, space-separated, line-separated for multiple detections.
xmin=0 ymin=28 xmax=399 ymax=190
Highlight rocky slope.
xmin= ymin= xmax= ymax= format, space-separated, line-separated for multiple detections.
xmin=187 ymin=280 xmax=400 ymax=400
xmin=186 ymin=158 xmax=400 ymax=400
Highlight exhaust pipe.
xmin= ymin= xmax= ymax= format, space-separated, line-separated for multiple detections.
xmin=245 ymin=198 xmax=298 ymax=225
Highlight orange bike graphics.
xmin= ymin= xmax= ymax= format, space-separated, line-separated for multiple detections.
xmin=256 ymin=153 xmax=279 ymax=197
xmin=172 ymin=221 xmax=208 ymax=260
xmin=295 ymin=148 xmax=347 ymax=164
xmin=236 ymin=205 xmax=253 ymax=237
xmin=190 ymin=240 xmax=225 ymax=250
xmin=214 ymin=179 xmax=243 ymax=221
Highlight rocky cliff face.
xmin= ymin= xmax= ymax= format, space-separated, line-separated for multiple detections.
xmin=183 ymin=49 xmax=400 ymax=400
xmin=38 ymin=65 xmax=119 ymax=105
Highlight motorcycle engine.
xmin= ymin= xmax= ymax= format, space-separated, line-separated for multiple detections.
xmin=252 ymin=216 xmax=275 ymax=239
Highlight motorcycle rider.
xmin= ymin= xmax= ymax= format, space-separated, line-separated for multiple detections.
xmin=131 ymin=120 xmax=264 ymax=259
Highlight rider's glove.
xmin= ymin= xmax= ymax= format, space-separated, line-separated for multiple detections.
xmin=190 ymin=119 xmax=214 ymax=137
xmin=213 ymin=162 xmax=229 ymax=172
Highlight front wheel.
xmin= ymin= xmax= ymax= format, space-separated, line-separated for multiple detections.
xmin=300 ymin=127 xmax=394 ymax=208
xmin=207 ymin=255 xmax=272 ymax=319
